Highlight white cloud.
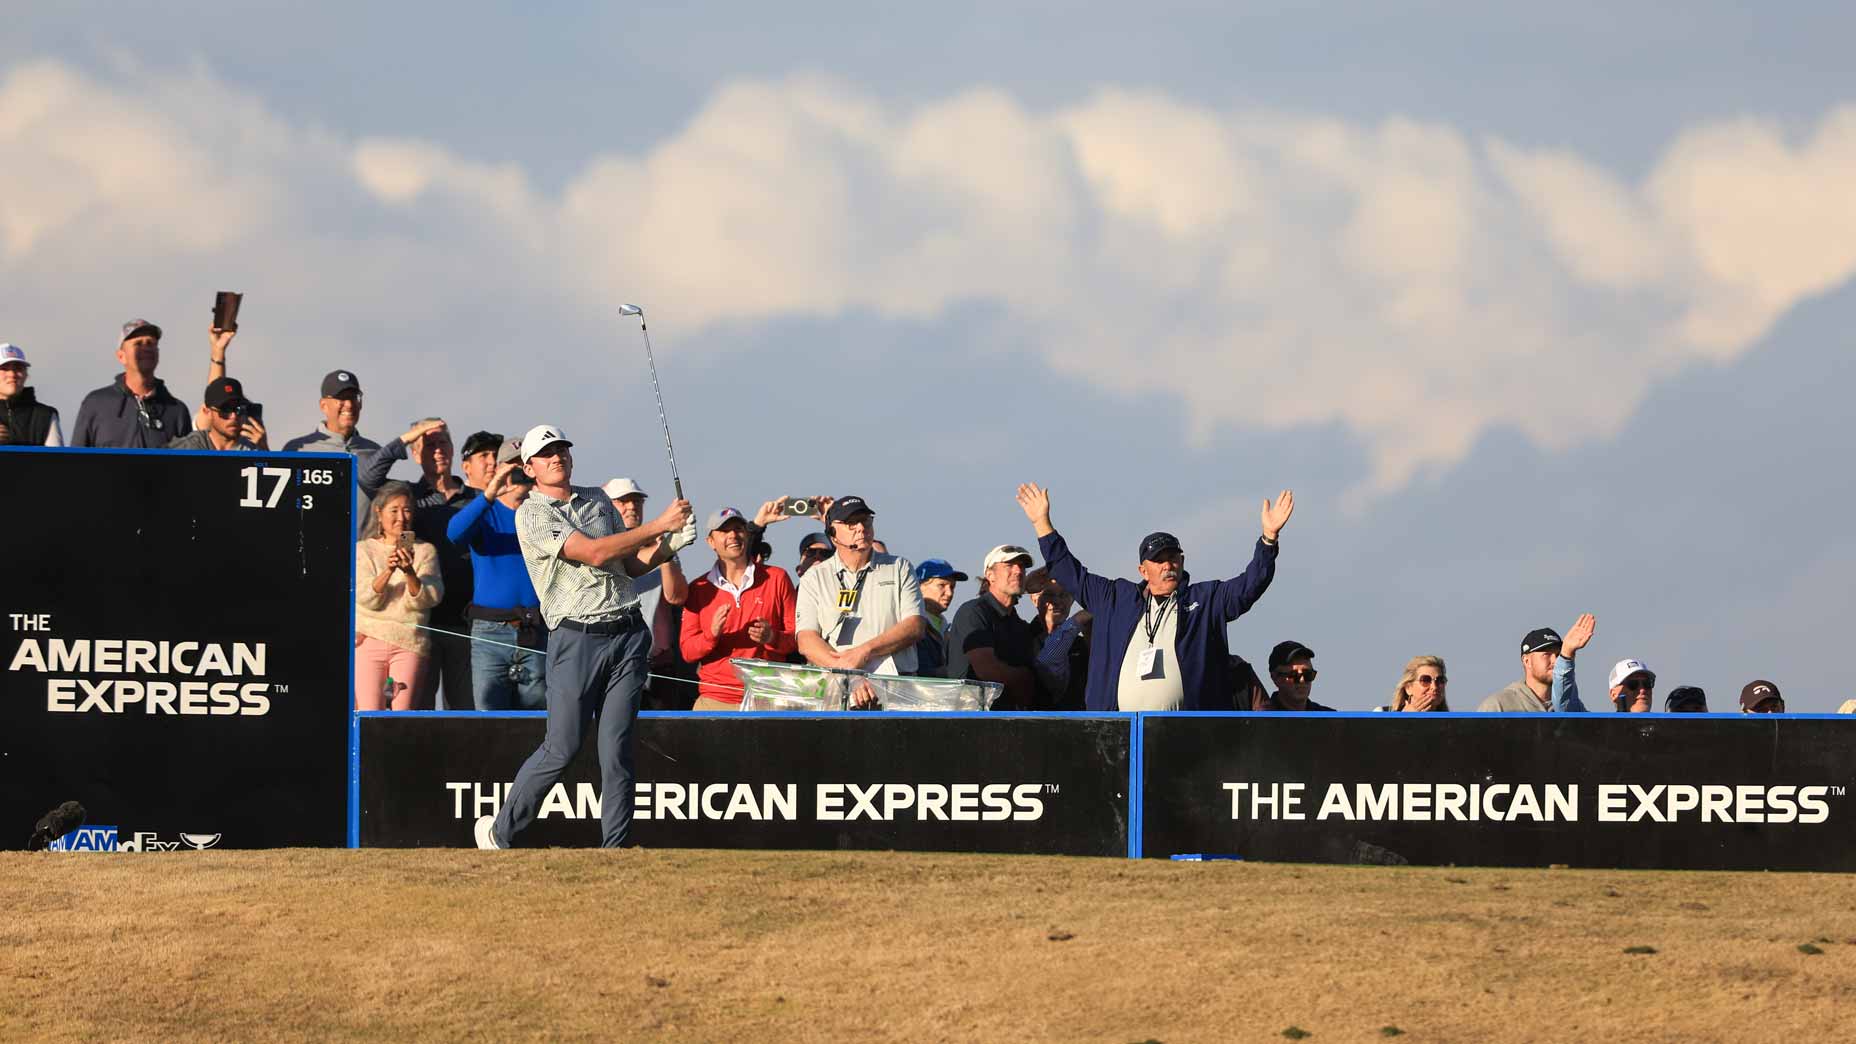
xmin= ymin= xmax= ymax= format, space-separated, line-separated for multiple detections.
xmin=4 ymin=59 xmax=1855 ymax=491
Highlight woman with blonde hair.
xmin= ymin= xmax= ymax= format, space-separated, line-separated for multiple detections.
xmin=1387 ymin=655 xmax=1449 ymax=712
xmin=355 ymin=480 xmax=444 ymax=710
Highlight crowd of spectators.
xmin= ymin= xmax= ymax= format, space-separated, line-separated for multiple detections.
xmin=0 ymin=316 xmax=1815 ymax=719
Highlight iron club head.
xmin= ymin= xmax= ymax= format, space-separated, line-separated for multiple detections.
xmin=618 ymin=303 xmax=644 ymax=317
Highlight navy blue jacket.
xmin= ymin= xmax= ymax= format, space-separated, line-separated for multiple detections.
xmin=1038 ymin=530 xmax=1278 ymax=711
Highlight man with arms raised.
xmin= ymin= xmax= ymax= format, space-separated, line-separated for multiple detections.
xmin=1015 ymin=482 xmax=1293 ymax=710
xmin=476 ymin=425 xmax=694 ymax=850
xmin=794 ymin=496 xmax=926 ymax=708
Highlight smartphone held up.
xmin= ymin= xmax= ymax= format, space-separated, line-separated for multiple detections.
xmin=213 ymin=291 xmax=243 ymax=332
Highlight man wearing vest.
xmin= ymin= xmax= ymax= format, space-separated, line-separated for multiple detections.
xmin=1014 ymin=482 xmax=1294 ymax=711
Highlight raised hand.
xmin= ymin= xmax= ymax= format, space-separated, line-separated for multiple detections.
xmin=1261 ymin=489 xmax=1295 ymax=542
xmin=400 ymin=418 xmax=446 ymax=446
xmin=710 ymin=603 xmax=732 ymax=638
xmin=1561 ymin=613 xmax=1596 ymax=658
xmin=1016 ymin=483 xmax=1053 ymax=534
xmin=240 ymin=413 xmax=267 ymax=448
xmin=486 ymin=460 xmax=520 ymax=498
xmin=754 ymin=498 xmax=789 ymax=527
xmin=745 ymin=618 xmax=771 ymax=644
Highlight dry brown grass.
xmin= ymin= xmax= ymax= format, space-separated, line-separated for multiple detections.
xmin=4 ymin=850 xmax=1856 ymax=1042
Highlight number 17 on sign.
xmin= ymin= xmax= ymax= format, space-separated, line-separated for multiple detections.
xmin=239 ymin=466 xmax=293 ymax=509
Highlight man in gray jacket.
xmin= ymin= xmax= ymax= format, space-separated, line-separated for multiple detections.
xmin=1478 ymin=614 xmax=1594 ymax=712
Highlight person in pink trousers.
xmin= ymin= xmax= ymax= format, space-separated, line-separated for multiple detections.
xmin=355 ymin=480 xmax=444 ymax=709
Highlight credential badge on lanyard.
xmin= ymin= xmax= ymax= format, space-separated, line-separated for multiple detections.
xmin=835 ymin=567 xmax=869 ymax=645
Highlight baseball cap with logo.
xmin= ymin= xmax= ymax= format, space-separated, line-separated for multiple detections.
xmin=0 ymin=344 xmax=28 ymax=368
xmin=602 ymin=478 xmax=648 ymax=501
xmin=1268 ymin=640 xmax=1316 ymax=673
xmin=826 ymin=495 xmax=874 ymax=525
xmin=983 ymin=544 xmax=1035 ymax=571
xmin=1138 ymin=532 xmax=1183 ymax=561
xmin=202 ymin=378 xmax=250 ymax=410
xmin=518 ymin=424 xmax=571 ymax=463
xmin=320 ymin=370 xmax=362 ymax=398
xmin=1520 ymin=628 xmax=1563 ymax=654
xmin=1608 ymin=659 xmax=1655 ymax=690
xmin=1739 ymin=680 xmax=1783 ymax=712
xmin=460 ymin=431 xmax=503 ymax=459
xmin=120 ymin=319 xmax=162 ymax=342
xmin=706 ymin=507 xmax=746 ymax=533
xmin=915 ymin=559 xmax=970 ymax=583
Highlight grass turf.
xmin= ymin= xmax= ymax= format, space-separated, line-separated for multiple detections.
xmin=5 ymin=849 xmax=1856 ymax=1041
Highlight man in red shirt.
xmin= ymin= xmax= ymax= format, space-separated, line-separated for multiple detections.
xmin=679 ymin=507 xmax=799 ymax=709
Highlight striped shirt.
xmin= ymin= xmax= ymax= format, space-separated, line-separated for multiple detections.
xmin=514 ymin=485 xmax=639 ymax=629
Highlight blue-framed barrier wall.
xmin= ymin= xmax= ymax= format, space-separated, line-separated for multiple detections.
xmin=352 ymin=709 xmax=1856 ymax=869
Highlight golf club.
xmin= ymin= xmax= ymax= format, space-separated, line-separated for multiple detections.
xmin=621 ymin=304 xmax=684 ymax=500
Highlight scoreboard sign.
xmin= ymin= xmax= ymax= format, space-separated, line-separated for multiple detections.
xmin=0 ymin=447 xmax=353 ymax=849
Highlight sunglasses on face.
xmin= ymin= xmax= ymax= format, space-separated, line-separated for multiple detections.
xmin=1624 ymin=677 xmax=1656 ymax=693
xmin=1276 ymin=668 xmax=1317 ymax=682
xmin=1415 ymin=674 xmax=1446 ymax=687
xmin=803 ymin=548 xmax=832 ymax=559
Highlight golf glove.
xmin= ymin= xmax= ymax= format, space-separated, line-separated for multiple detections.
xmin=668 ymin=516 xmax=699 ymax=552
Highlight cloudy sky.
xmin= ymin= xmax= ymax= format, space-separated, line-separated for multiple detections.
xmin=6 ymin=2 xmax=1853 ymax=710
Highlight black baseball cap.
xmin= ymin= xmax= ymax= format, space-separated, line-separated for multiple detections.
xmin=1138 ymin=531 xmax=1183 ymax=561
xmin=203 ymin=377 xmax=250 ymax=410
xmin=1520 ymin=627 xmax=1563 ymax=654
xmin=1665 ymin=686 xmax=1708 ymax=712
xmin=461 ymin=431 xmax=503 ymax=458
xmin=320 ymin=369 xmax=362 ymax=398
xmin=1268 ymin=640 xmax=1315 ymax=673
xmin=799 ymin=532 xmax=833 ymax=557
xmin=826 ymin=495 xmax=874 ymax=525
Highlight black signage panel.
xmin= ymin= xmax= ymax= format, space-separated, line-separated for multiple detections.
xmin=0 ymin=448 xmax=353 ymax=850
xmin=359 ymin=713 xmax=1130 ymax=855
xmin=1141 ymin=713 xmax=1856 ymax=870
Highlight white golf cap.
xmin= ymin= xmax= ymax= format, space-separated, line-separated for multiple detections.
xmin=518 ymin=424 xmax=572 ymax=463
xmin=0 ymin=343 xmax=27 ymax=367
xmin=1608 ymin=659 xmax=1654 ymax=690
xmin=602 ymin=477 xmax=648 ymax=501
xmin=982 ymin=544 xmax=1035 ymax=571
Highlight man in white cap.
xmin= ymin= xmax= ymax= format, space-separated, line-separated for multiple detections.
xmin=1608 ymin=659 xmax=1656 ymax=713
xmin=70 ymin=319 xmax=194 ymax=447
xmin=0 ymin=344 xmax=63 ymax=445
xmin=476 ymin=425 xmax=695 ymax=850
xmin=943 ymin=544 xmax=1041 ymax=708
xmin=601 ymin=477 xmax=690 ymax=708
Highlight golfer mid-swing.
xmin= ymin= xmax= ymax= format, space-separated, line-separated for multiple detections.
xmin=477 ymin=424 xmax=696 ymax=849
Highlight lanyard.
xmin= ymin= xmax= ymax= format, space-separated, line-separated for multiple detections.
xmin=1142 ymin=592 xmax=1174 ymax=647
xmin=836 ymin=566 xmax=872 ymax=616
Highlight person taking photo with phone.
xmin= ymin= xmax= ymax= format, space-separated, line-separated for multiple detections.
xmin=355 ymin=481 xmax=445 ymax=710
xmin=168 ymin=378 xmax=268 ymax=450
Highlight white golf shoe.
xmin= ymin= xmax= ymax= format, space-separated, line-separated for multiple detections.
xmin=473 ymin=815 xmax=504 ymax=850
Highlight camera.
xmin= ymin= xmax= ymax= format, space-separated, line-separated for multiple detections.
xmin=783 ymin=497 xmax=815 ymax=517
